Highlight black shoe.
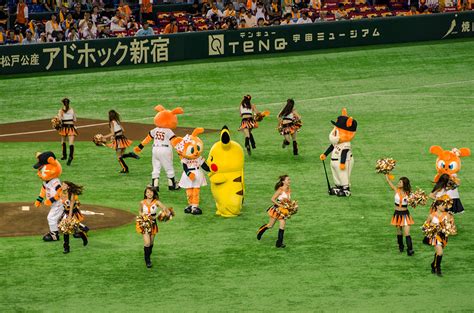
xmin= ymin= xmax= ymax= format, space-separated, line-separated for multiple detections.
xmin=119 ymin=169 xmax=129 ymax=174
xmin=43 ymin=231 xmax=60 ymax=242
xmin=168 ymin=185 xmax=181 ymax=191
xmin=63 ymin=246 xmax=70 ymax=254
xmin=67 ymin=158 xmax=73 ymax=166
xmin=336 ymin=189 xmax=351 ymax=197
xmin=184 ymin=206 xmax=192 ymax=214
xmin=329 ymin=187 xmax=339 ymax=196
xmin=191 ymin=207 xmax=202 ymax=215
xmin=276 ymin=242 xmax=286 ymax=248
xmin=407 ymin=250 xmax=414 ymax=256
xmin=61 ymin=156 xmax=67 ymax=160
xmin=282 ymin=140 xmax=290 ymax=148
xmin=146 ymin=261 xmax=153 ymax=268
xmin=80 ymin=233 xmax=88 ymax=246
xmin=431 ymin=263 xmax=436 ymax=274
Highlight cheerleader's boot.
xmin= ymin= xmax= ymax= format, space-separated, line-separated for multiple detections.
xmin=67 ymin=145 xmax=74 ymax=166
xmin=79 ymin=232 xmax=88 ymax=246
xmin=144 ymin=246 xmax=152 ymax=268
xmin=257 ymin=224 xmax=269 ymax=240
xmin=406 ymin=236 xmax=414 ymax=256
xmin=276 ymin=229 xmax=286 ymax=248
xmin=63 ymin=234 xmax=70 ymax=254
xmin=61 ymin=142 xmax=67 ymax=160
xmin=397 ymin=235 xmax=404 ymax=253
xmin=245 ymin=138 xmax=251 ymax=156
xmin=436 ymin=255 xmax=443 ymax=277
xmin=249 ymin=133 xmax=256 ymax=149
xmin=292 ymin=141 xmax=298 ymax=155
xmin=282 ymin=139 xmax=290 ymax=148
xmin=431 ymin=253 xmax=437 ymax=274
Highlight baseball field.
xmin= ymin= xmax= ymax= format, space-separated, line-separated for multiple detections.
xmin=0 ymin=38 xmax=473 ymax=312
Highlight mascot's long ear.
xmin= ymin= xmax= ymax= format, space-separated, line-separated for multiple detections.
xmin=220 ymin=126 xmax=230 ymax=145
xmin=192 ymin=128 xmax=204 ymax=137
xmin=155 ymin=105 xmax=165 ymax=112
xmin=430 ymin=145 xmax=443 ymax=156
xmin=459 ymin=148 xmax=471 ymax=157
xmin=47 ymin=156 xmax=56 ymax=165
xmin=170 ymin=137 xmax=182 ymax=147
xmin=347 ymin=117 xmax=353 ymax=128
xmin=341 ymin=108 xmax=348 ymax=116
xmin=172 ymin=107 xmax=184 ymax=115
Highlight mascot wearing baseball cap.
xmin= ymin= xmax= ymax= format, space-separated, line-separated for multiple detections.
xmin=34 ymin=151 xmax=63 ymax=241
xmin=320 ymin=108 xmax=358 ymax=197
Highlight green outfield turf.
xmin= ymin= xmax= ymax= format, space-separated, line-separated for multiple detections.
xmin=1 ymin=38 xmax=473 ymax=312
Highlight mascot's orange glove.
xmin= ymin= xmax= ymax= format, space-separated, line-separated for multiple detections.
xmin=133 ymin=146 xmax=142 ymax=154
xmin=319 ymin=154 xmax=326 ymax=161
xmin=188 ymin=172 xmax=196 ymax=181
xmin=34 ymin=199 xmax=42 ymax=207
xmin=339 ymin=163 xmax=346 ymax=170
xmin=44 ymin=198 xmax=52 ymax=206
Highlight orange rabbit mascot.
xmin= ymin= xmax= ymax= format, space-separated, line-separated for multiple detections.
xmin=33 ymin=151 xmax=63 ymax=241
xmin=319 ymin=108 xmax=358 ymax=197
xmin=429 ymin=145 xmax=470 ymax=214
xmin=171 ymin=128 xmax=210 ymax=215
xmin=134 ymin=105 xmax=184 ymax=191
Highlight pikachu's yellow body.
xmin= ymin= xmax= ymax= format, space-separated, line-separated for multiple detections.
xmin=207 ymin=127 xmax=245 ymax=217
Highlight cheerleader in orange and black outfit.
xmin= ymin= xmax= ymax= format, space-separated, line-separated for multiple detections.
xmin=423 ymin=196 xmax=456 ymax=276
xmin=57 ymin=98 xmax=78 ymax=166
xmin=59 ymin=181 xmax=88 ymax=254
xmin=385 ymin=174 xmax=414 ymax=256
xmin=277 ymin=99 xmax=302 ymax=155
xmin=238 ymin=95 xmax=261 ymax=156
xmin=136 ymin=186 xmax=171 ymax=268
xmin=257 ymin=175 xmax=292 ymax=248
xmin=103 ymin=110 xmax=140 ymax=174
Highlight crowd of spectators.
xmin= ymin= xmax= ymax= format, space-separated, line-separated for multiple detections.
xmin=0 ymin=0 xmax=472 ymax=45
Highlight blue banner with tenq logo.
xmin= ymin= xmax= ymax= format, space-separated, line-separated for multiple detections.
xmin=1 ymin=11 xmax=473 ymax=75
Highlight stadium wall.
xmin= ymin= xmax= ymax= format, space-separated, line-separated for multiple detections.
xmin=1 ymin=11 xmax=473 ymax=75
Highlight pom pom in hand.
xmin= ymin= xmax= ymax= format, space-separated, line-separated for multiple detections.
xmin=408 ymin=188 xmax=428 ymax=208
xmin=135 ymin=214 xmax=153 ymax=234
xmin=92 ymin=134 xmax=107 ymax=147
xmin=278 ymin=199 xmax=299 ymax=219
xmin=157 ymin=208 xmax=175 ymax=222
xmin=440 ymin=218 xmax=457 ymax=236
xmin=51 ymin=116 xmax=62 ymax=130
xmin=254 ymin=111 xmax=270 ymax=122
xmin=375 ymin=158 xmax=396 ymax=174
xmin=421 ymin=222 xmax=439 ymax=239
xmin=58 ymin=217 xmax=80 ymax=234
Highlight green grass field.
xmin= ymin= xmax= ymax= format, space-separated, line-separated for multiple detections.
xmin=1 ymin=38 xmax=473 ymax=312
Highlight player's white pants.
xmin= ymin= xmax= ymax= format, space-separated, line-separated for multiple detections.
xmin=47 ymin=201 xmax=64 ymax=232
xmin=152 ymin=147 xmax=175 ymax=179
xmin=330 ymin=156 xmax=354 ymax=187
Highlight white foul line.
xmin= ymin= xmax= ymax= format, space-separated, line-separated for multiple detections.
xmin=1 ymin=79 xmax=473 ymax=137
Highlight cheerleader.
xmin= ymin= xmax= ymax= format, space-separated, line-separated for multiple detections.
xmin=277 ymin=99 xmax=301 ymax=155
xmin=429 ymin=173 xmax=464 ymax=214
xmin=256 ymin=175 xmax=292 ymax=248
xmin=424 ymin=196 xmax=456 ymax=276
xmin=238 ymin=95 xmax=261 ymax=156
xmin=136 ymin=186 xmax=171 ymax=268
xmin=103 ymin=110 xmax=140 ymax=173
xmin=57 ymin=98 xmax=78 ymax=166
xmin=59 ymin=181 xmax=88 ymax=254
xmin=385 ymin=174 xmax=414 ymax=256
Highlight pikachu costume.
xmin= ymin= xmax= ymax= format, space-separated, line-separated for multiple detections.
xmin=207 ymin=126 xmax=245 ymax=217
xmin=320 ymin=108 xmax=357 ymax=197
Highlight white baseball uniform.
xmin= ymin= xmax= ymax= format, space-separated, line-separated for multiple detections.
xmin=43 ymin=178 xmax=64 ymax=232
xmin=328 ymin=141 xmax=353 ymax=188
xmin=149 ymin=127 xmax=176 ymax=179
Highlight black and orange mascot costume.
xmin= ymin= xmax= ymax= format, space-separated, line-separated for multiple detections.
xmin=33 ymin=151 xmax=63 ymax=241
xmin=320 ymin=108 xmax=358 ymax=197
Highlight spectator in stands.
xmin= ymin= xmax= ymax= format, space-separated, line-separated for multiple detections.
xmin=62 ymin=13 xmax=76 ymax=30
xmin=207 ymin=2 xmax=223 ymax=20
xmin=110 ymin=10 xmax=126 ymax=31
xmin=91 ymin=6 xmax=101 ymax=23
xmin=0 ymin=26 xmax=5 ymax=45
xmin=41 ymin=0 xmax=55 ymax=12
xmin=46 ymin=14 xmax=62 ymax=41
xmin=257 ymin=17 xmax=266 ymax=26
xmin=201 ymin=2 xmax=211 ymax=16
xmin=39 ymin=32 xmax=48 ymax=43
xmin=22 ymin=29 xmax=36 ymax=44
xmin=314 ymin=10 xmax=326 ymax=22
xmin=0 ymin=5 xmax=7 ymax=28
xmin=268 ymin=0 xmax=282 ymax=23
xmin=15 ymin=0 xmax=29 ymax=32
xmin=84 ymin=0 xmax=94 ymax=12
xmin=189 ymin=0 xmax=202 ymax=16
xmin=163 ymin=17 xmax=178 ymax=34
xmin=79 ymin=12 xmax=92 ymax=32
xmin=247 ymin=0 xmax=257 ymax=12
xmin=243 ymin=9 xmax=257 ymax=27
xmin=309 ymin=0 xmax=322 ymax=10
xmin=297 ymin=11 xmax=312 ymax=23
xmin=224 ymin=3 xmax=237 ymax=17
xmin=127 ymin=15 xmax=139 ymax=31
xmin=283 ymin=2 xmax=292 ymax=15
xmin=272 ymin=18 xmax=281 ymax=25
xmin=81 ymin=21 xmax=97 ymax=39
xmin=59 ymin=6 xmax=68 ymax=24
xmin=96 ymin=25 xmax=110 ymax=38
xmin=135 ymin=21 xmax=154 ymax=36
xmin=6 ymin=30 xmax=20 ymax=44
xmin=291 ymin=6 xmax=301 ymax=20
xmin=72 ymin=3 xmax=83 ymax=20
xmin=255 ymin=1 xmax=266 ymax=20
xmin=335 ymin=3 xmax=349 ymax=20
xmin=68 ymin=25 xmax=80 ymax=41
xmin=92 ymin=0 xmax=105 ymax=10
xmin=139 ymin=0 xmax=154 ymax=24
xmin=239 ymin=18 xmax=247 ymax=28
xmin=118 ymin=0 xmax=132 ymax=22
xmin=407 ymin=5 xmax=419 ymax=15
xmin=280 ymin=12 xmax=294 ymax=24
xmin=216 ymin=0 xmax=225 ymax=10
xmin=238 ymin=6 xmax=246 ymax=19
